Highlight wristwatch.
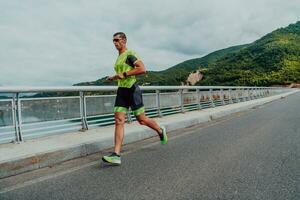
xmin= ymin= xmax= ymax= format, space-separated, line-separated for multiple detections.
xmin=123 ymin=72 xmax=128 ymax=78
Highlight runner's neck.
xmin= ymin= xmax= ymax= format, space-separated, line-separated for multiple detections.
xmin=118 ymin=48 xmax=127 ymax=55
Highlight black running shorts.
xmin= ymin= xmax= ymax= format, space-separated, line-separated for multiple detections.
xmin=114 ymin=84 xmax=145 ymax=116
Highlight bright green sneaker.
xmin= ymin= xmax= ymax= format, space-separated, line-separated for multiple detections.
xmin=102 ymin=152 xmax=121 ymax=165
xmin=160 ymin=126 xmax=168 ymax=145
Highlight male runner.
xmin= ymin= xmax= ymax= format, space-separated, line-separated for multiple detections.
xmin=102 ymin=32 xmax=168 ymax=165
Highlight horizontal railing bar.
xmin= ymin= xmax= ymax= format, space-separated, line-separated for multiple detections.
xmin=87 ymin=117 xmax=115 ymax=123
xmin=88 ymin=122 xmax=115 ymax=127
xmin=23 ymin=126 xmax=82 ymax=138
xmin=0 ymin=86 xmax=287 ymax=93
xmin=0 ymin=99 xmax=12 ymax=102
xmin=144 ymin=111 xmax=159 ymax=115
xmin=0 ymin=125 xmax=14 ymax=129
xmin=85 ymin=94 xmax=116 ymax=98
xmin=21 ymin=122 xmax=82 ymax=132
xmin=21 ymin=117 xmax=82 ymax=126
xmin=90 ymin=120 xmax=116 ymax=125
xmin=86 ymin=114 xmax=115 ymax=119
xmin=0 ymin=131 xmax=15 ymax=136
xmin=20 ymin=96 xmax=80 ymax=101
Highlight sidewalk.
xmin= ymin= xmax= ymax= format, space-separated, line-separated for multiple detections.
xmin=0 ymin=90 xmax=298 ymax=179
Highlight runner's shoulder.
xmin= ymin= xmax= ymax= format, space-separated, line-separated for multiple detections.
xmin=126 ymin=50 xmax=139 ymax=56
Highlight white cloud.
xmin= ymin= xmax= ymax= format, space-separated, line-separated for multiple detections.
xmin=0 ymin=0 xmax=299 ymax=86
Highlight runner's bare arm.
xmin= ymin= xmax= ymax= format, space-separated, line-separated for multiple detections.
xmin=123 ymin=60 xmax=146 ymax=77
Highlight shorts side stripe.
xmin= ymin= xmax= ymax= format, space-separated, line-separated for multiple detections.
xmin=133 ymin=107 xmax=145 ymax=116
xmin=114 ymin=106 xmax=128 ymax=113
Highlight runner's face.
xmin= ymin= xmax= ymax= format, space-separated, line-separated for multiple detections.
xmin=113 ymin=36 xmax=125 ymax=50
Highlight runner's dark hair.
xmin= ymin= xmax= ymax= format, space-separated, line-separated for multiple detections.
xmin=113 ymin=32 xmax=127 ymax=41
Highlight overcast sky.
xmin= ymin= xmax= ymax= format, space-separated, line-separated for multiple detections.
xmin=0 ymin=0 xmax=299 ymax=86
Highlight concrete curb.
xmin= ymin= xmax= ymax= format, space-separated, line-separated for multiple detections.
xmin=0 ymin=90 xmax=298 ymax=179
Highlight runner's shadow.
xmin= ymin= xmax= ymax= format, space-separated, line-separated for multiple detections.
xmin=98 ymin=162 xmax=121 ymax=169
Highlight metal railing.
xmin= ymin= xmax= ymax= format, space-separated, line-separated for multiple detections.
xmin=0 ymin=86 xmax=293 ymax=144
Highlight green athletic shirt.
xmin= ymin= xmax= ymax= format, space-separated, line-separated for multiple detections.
xmin=114 ymin=50 xmax=140 ymax=88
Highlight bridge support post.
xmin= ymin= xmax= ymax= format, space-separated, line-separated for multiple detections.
xmin=156 ymin=90 xmax=162 ymax=117
xmin=126 ymin=109 xmax=132 ymax=124
xmin=12 ymin=93 xmax=23 ymax=142
xmin=180 ymin=89 xmax=185 ymax=113
xmin=236 ymin=89 xmax=241 ymax=103
xmin=196 ymin=89 xmax=202 ymax=110
xmin=220 ymin=89 xmax=225 ymax=105
xmin=249 ymin=88 xmax=253 ymax=100
xmin=209 ymin=89 xmax=215 ymax=107
xmin=79 ymin=92 xmax=88 ymax=130
xmin=228 ymin=89 xmax=234 ymax=104
xmin=246 ymin=88 xmax=250 ymax=101
xmin=258 ymin=88 xmax=261 ymax=98
xmin=243 ymin=88 xmax=247 ymax=102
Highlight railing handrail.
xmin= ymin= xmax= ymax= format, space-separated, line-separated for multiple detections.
xmin=0 ymin=86 xmax=288 ymax=93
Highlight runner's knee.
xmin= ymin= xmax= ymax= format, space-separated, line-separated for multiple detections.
xmin=115 ymin=116 xmax=125 ymax=125
xmin=138 ymin=119 xmax=145 ymax=125
xmin=137 ymin=116 xmax=147 ymax=125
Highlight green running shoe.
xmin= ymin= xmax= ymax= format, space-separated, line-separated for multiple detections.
xmin=102 ymin=152 xmax=121 ymax=165
xmin=160 ymin=126 xmax=168 ymax=145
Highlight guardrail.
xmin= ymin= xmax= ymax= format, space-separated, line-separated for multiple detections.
xmin=0 ymin=86 xmax=293 ymax=144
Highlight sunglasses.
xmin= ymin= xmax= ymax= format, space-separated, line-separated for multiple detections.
xmin=113 ymin=38 xmax=122 ymax=42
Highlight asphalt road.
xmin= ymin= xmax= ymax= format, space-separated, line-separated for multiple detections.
xmin=0 ymin=92 xmax=299 ymax=200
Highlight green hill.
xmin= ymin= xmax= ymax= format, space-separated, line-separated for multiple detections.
xmin=136 ymin=44 xmax=249 ymax=86
xmin=76 ymin=21 xmax=300 ymax=87
xmin=200 ymin=21 xmax=300 ymax=86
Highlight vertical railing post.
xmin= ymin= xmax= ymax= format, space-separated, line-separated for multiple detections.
xmin=196 ymin=89 xmax=202 ymax=110
xmin=12 ymin=93 xmax=19 ymax=142
xmin=247 ymin=88 xmax=250 ymax=101
xmin=79 ymin=91 xmax=88 ymax=131
xmin=156 ymin=89 xmax=162 ymax=117
xmin=220 ymin=89 xmax=225 ymax=105
xmin=126 ymin=109 xmax=132 ymax=123
xmin=228 ymin=89 xmax=234 ymax=104
xmin=180 ymin=89 xmax=185 ymax=113
xmin=254 ymin=88 xmax=258 ymax=99
xmin=243 ymin=88 xmax=247 ymax=102
xmin=209 ymin=89 xmax=215 ymax=107
xmin=17 ymin=95 xmax=23 ymax=141
xmin=250 ymin=88 xmax=255 ymax=100
xmin=236 ymin=89 xmax=241 ymax=103
xmin=12 ymin=93 xmax=22 ymax=142
xmin=260 ymin=88 xmax=263 ymax=98
xmin=259 ymin=88 xmax=262 ymax=98
xmin=239 ymin=89 xmax=243 ymax=102
xmin=240 ymin=88 xmax=244 ymax=102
